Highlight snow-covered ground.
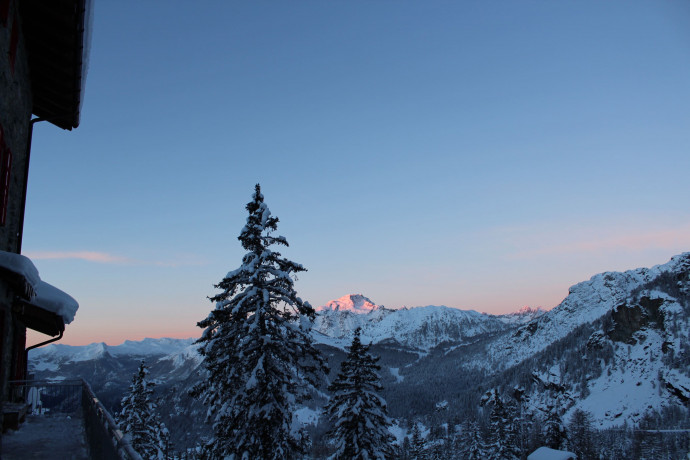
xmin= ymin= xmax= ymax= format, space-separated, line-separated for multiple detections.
xmin=2 ymin=415 xmax=89 ymax=460
xmin=572 ymin=328 xmax=669 ymax=428
xmin=293 ymin=406 xmax=320 ymax=428
xmin=389 ymin=367 xmax=404 ymax=383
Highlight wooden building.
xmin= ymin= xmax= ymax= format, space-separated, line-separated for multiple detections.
xmin=0 ymin=0 xmax=92 ymax=430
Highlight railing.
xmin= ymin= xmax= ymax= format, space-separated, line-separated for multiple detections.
xmin=8 ymin=379 xmax=143 ymax=460
xmin=8 ymin=378 xmax=83 ymax=415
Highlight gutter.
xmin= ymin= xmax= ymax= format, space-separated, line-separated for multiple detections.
xmin=25 ymin=329 xmax=64 ymax=374
xmin=26 ymin=329 xmax=63 ymax=353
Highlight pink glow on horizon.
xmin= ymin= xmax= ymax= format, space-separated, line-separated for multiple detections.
xmin=28 ymin=326 xmax=200 ymax=347
xmin=24 ymin=251 xmax=131 ymax=264
xmin=510 ymin=224 xmax=690 ymax=259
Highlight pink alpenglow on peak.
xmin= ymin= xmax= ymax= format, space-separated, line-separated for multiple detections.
xmin=316 ymin=294 xmax=383 ymax=314
xmin=515 ymin=305 xmax=545 ymax=315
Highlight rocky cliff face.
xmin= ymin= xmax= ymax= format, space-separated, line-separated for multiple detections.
xmin=522 ymin=253 xmax=690 ymax=428
xmin=485 ymin=253 xmax=690 ymax=371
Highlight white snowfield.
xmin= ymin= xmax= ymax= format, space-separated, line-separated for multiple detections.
xmin=573 ymin=328 xmax=668 ymax=427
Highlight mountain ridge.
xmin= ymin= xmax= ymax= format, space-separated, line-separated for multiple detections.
xmin=27 ymin=252 xmax=690 ymax=450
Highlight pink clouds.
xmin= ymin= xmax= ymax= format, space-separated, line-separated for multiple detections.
xmin=23 ymin=250 xmax=208 ymax=267
xmin=508 ymin=222 xmax=690 ymax=259
xmin=24 ymin=251 xmax=131 ymax=264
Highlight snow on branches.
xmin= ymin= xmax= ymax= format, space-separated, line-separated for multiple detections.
xmin=194 ymin=184 xmax=327 ymax=459
xmin=325 ymin=327 xmax=394 ymax=460
xmin=118 ymin=361 xmax=169 ymax=460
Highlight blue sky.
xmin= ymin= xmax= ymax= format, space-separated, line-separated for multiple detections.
xmin=22 ymin=1 xmax=690 ymax=345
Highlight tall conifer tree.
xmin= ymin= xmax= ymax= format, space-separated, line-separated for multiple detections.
xmin=481 ymin=388 xmax=519 ymax=460
xmin=325 ymin=327 xmax=394 ymax=460
xmin=409 ymin=423 xmax=425 ymax=460
xmin=543 ymin=403 xmax=567 ymax=451
xmin=194 ymin=184 xmax=326 ymax=459
xmin=461 ymin=420 xmax=486 ymax=460
xmin=118 ymin=361 xmax=169 ymax=460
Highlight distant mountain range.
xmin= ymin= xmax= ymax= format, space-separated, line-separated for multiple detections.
xmin=311 ymin=293 xmax=541 ymax=350
xmin=28 ymin=252 xmax=690 ymax=452
xmin=30 ymin=293 xmax=542 ymax=373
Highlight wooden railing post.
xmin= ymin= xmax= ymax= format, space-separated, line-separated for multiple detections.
xmin=80 ymin=379 xmax=143 ymax=460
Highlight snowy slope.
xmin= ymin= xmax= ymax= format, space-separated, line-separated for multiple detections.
xmin=485 ymin=253 xmax=690 ymax=370
xmin=573 ymin=289 xmax=690 ymax=428
xmin=519 ymin=254 xmax=690 ymax=429
xmin=574 ymin=328 xmax=673 ymax=427
xmin=524 ymin=292 xmax=690 ymax=430
xmin=156 ymin=341 xmax=203 ymax=369
xmin=30 ymin=342 xmax=111 ymax=371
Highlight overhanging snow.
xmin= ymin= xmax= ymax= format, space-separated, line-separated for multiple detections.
xmin=0 ymin=250 xmax=40 ymax=295
xmin=0 ymin=250 xmax=79 ymax=325
xmin=34 ymin=281 xmax=79 ymax=325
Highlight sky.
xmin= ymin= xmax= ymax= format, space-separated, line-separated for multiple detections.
xmin=22 ymin=1 xmax=690 ymax=346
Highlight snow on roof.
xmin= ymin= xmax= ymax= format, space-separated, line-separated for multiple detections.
xmin=0 ymin=250 xmax=80 ymax=324
xmin=34 ymin=281 xmax=79 ymax=324
xmin=0 ymin=250 xmax=40 ymax=291
xmin=528 ymin=447 xmax=577 ymax=460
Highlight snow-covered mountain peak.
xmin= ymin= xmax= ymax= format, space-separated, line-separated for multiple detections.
xmin=29 ymin=337 xmax=199 ymax=368
xmin=316 ymin=294 xmax=383 ymax=314
xmin=29 ymin=342 xmax=111 ymax=370
xmin=109 ymin=337 xmax=197 ymax=357
xmin=515 ymin=305 xmax=544 ymax=315
xmin=312 ymin=298 xmax=507 ymax=351
xmin=496 ymin=305 xmax=547 ymax=325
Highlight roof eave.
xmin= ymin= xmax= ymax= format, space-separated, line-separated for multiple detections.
xmin=20 ymin=0 xmax=91 ymax=130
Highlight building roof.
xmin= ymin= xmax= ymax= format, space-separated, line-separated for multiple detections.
xmin=0 ymin=250 xmax=79 ymax=336
xmin=20 ymin=0 xmax=92 ymax=130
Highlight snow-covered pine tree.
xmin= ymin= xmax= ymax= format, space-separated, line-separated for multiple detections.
xmin=408 ymin=423 xmax=426 ymax=460
xmin=461 ymin=420 xmax=485 ymax=460
xmin=481 ymin=388 xmax=519 ymax=460
xmin=542 ymin=404 xmax=567 ymax=450
xmin=567 ymin=409 xmax=595 ymax=459
xmin=118 ymin=361 xmax=169 ymax=460
xmin=510 ymin=386 xmax=531 ymax=458
xmin=194 ymin=184 xmax=326 ymax=459
xmin=325 ymin=327 xmax=394 ymax=460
